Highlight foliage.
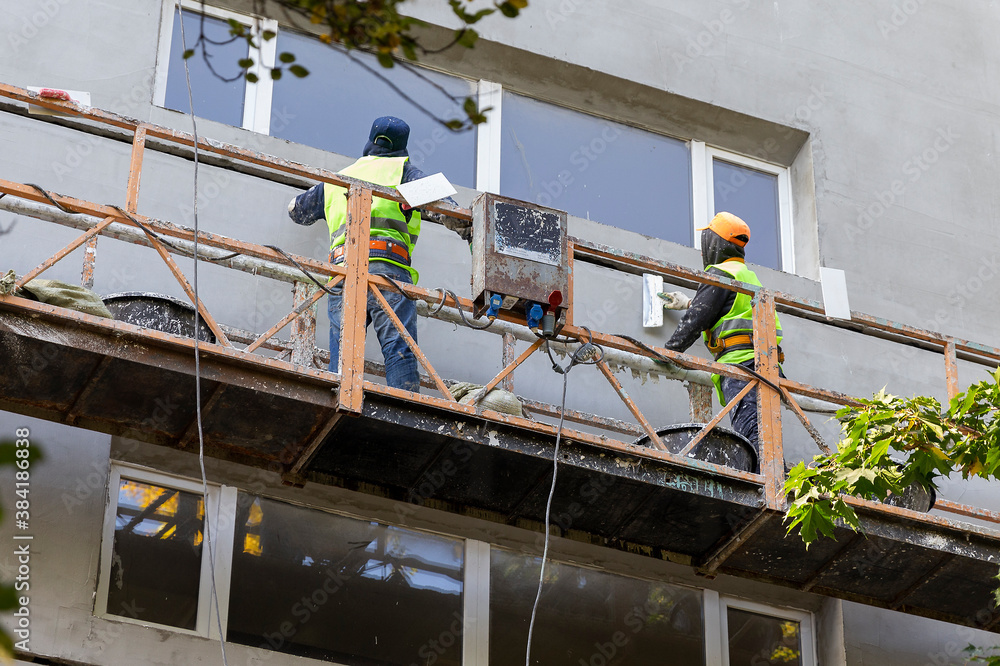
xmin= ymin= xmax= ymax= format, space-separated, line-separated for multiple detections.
xmin=183 ymin=0 xmax=528 ymax=129
xmin=965 ymin=644 xmax=1000 ymax=664
xmin=783 ymin=367 xmax=1000 ymax=546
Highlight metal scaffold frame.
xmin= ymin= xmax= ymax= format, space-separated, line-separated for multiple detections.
xmin=2 ymin=81 xmax=999 ymax=536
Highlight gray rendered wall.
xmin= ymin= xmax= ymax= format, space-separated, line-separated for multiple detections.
xmin=2 ymin=0 xmax=1000 ymax=664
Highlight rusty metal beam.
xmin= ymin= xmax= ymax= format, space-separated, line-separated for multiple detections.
xmin=678 ymin=380 xmax=757 ymax=457
xmin=0 ymin=83 xmax=470 ymax=221
xmin=520 ymin=399 xmax=644 ymax=437
xmin=0 ymin=180 xmax=344 ymax=280
xmin=888 ymin=553 xmax=955 ymax=610
xmin=572 ymin=237 xmax=1000 ymax=367
xmin=17 ymin=216 xmax=116 ymax=288
xmin=291 ymin=281 xmax=320 ymax=367
xmin=80 ymin=235 xmax=98 ymax=289
xmin=177 ymin=384 xmax=228 ymax=450
xmin=935 ymin=498 xmax=1000 ymax=525
xmin=338 ymin=184 xmax=372 ymax=414
xmin=365 ymin=380 xmax=764 ymax=483
xmin=64 ymin=355 xmax=115 ymax=426
xmin=754 ymin=290 xmax=785 ymax=510
xmin=126 ymin=125 xmax=147 ymax=213
xmin=799 ymin=533 xmax=865 ymax=593
xmin=0 ymin=296 xmax=338 ymax=406
xmin=284 ymin=411 xmax=346 ymax=478
xmin=596 ymin=359 xmax=668 ymax=451
xmin=501 ymin=332 xmax=516 ymax=392
xmin=944 ymin=337 xmax=959 ymax=401
xmin=778 ymin=384 xmax=832 ymax=455
xmin=686 ymin=381 xmax=713 ymax=423
xmin=246 ymin=285 xmax=327 ymax=354
xmin=369 ymin=282 xmax=452 ymax=399
xmin=700 ymin=510 xmax=771 ymax=574
xmin=474 ymin=337 xmax=545 ymax=404
xmin=133 ymin=223 xmax=232 ymax=347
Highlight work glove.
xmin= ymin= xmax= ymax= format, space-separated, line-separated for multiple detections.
xmin=658 ymin=291 xmax=691 ymax=310
xmin=426 ymin=211 xmax=473 ymax=242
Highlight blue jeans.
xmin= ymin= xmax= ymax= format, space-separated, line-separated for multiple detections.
xmin=719 ymin=359 xmax=785 ymax=465
xmin=327 ymin=260 xmax=420 ymax=392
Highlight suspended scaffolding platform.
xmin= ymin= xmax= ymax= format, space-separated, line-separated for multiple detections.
xmin=3 ymin=82 xmax=1000 ymax=633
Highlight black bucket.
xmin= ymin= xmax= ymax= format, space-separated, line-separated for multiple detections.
xmin=882 ymin=481 xmax=936 ymax=512
xmin=634 ymin=423 xmax=758 ymax=473
xmin=102 ymin=292 xmax=216 ymax=343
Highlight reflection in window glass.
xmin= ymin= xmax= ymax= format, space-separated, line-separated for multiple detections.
xmin=106 ymin=479 xmax=204 ymax=630
xmin=227 ymin=494 xmax=465 ymax=664
xmin=712 ymin=159 xmax=781 ymax=270
xmin=270 ymin=31 xmax=477 ymax=188
xmin=164 ymin=11 xmax=248 ymax=127
xmin=490 ymin=548 xmax=704 ymax=665
xmin=727 ymin=608 xmax=801 ymax=666
xmin=500 ymin=92 xmax=692 ymax=244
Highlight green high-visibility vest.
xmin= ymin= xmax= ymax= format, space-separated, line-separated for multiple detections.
xmin=703 ymin=259 xmax=783 ymax=402
xmin=323 ymin=155 xmax=420 ymax=283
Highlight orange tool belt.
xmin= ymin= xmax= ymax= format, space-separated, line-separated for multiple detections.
xmin=330 ymin=238 xmax=411 ymax=266
xmin=707 ymin=333 xmax=785 ymax=364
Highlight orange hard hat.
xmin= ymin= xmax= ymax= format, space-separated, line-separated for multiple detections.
xmin=698 ymin=212 xmax=750 ymax=247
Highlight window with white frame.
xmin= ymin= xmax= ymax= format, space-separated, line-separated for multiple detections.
xmin=96 ymin=464 xmax=818 ymax=664
xmin=718 ymin=596 xmax=816 ymax=666
xmin=95 ymin=464 xmax=235 ymax=637
xmin=155 ymin=2 xmax=796 ymax=272
xmin=225 ymin=492 xmax=466 ymax=664
xmin=489 ymin=546 xmax=705 ymax=664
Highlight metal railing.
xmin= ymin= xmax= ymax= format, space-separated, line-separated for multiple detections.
xmin=2 ymin=82 xmax=999 ymax=533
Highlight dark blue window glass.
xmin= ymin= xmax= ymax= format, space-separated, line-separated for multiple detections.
xmin=271 ymin=30 xmax=477 ymax=188
xmin=164 ymin=11 xmax=248 ymax=127
xmin=500 ymin=91 xmax=692 ymax=245
xmin=713 ymin=159 xmax=781 ymax=270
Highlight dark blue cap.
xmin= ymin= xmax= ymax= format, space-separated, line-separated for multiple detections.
xmin=367 ymin=115 xmax=410 ymax=152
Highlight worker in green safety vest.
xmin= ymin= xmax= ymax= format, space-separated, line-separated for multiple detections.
xmin=287 ymin=116 xmax=457 ymax=392
xmin=658 ymin=212 xmax=783 ymax=464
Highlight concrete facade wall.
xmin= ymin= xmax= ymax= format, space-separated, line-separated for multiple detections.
xmin=2 ymin=0 xmax=1000 ymax=664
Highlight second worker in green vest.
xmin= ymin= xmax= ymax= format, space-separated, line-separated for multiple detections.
xmin=660 ymin=212 xmax=783 ymax=466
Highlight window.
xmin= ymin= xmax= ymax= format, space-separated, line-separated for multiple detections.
xmin=694 ymin=143 xmax=793 ymax=272
xmin=490 ymin=547 xmax=705 ymax=665
xmin=158 ymin=1 xmax=276 ymax=131
xmin=719 ymin=597 xmax=815 ymax=666
xmin=269 ymin=30 xmax=477 ymax=188
xmin=155 ymin=1 xmax=476 ymax=187
xmin=226 ymin=493 xmax=466 ymax=664
xmin=95 ymin=465 xmax=234 ymax=636
xmin=499 ymin=91 xmax=693 ymax=246
xmin=155 ymin=5 xmax=801 ymax=263
xmin=96 ymin=465 xmax=819 ymax=663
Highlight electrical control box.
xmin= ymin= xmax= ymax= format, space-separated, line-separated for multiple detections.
xmin=471 ymin=193 xmax=569 ymax=324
